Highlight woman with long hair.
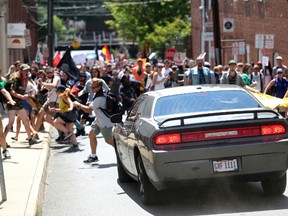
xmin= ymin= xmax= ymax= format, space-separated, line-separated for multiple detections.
xmin=4 ymin=64 xmax=39 ymax=145
xmin=49 ymin=85 xmax=78 ymax=148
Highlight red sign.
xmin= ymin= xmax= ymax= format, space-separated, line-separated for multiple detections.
xmin=165 ymin=48 xmax=177 ymax=61
xmin=261 ymin=48 xmax=269 ymax=55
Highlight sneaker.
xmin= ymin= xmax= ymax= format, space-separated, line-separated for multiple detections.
xmin=29 ymin=138 xmax=40 ymax=145
xmin=33 ymin=133 xmax=40 ymax=140
xmin=11 ymin=137 xmax=18 ymax=141
xmin=6 ymin=143 xmax=11 ymax=148
xmin=55 ymin=136 xmax=64 ymax=142
xmin=2 ymin=149 xmax=11 ymax=159
xmin=83 ymin=155 xmax=99 ymax=163
xmin=63 ymin=132 xmax=73 ymax=141
xmin=75 ymin=128 xmax=85 ymax=137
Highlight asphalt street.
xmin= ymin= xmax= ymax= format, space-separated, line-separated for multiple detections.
xmin=42 ymin=126 xmax=288 ymax=216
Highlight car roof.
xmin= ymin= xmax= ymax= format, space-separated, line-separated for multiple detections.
xmin=145 ymin=85 xmax=246 ymax=97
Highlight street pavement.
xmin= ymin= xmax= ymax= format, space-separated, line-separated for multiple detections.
xmin=0 ymin=113 xmax=51 ymax=216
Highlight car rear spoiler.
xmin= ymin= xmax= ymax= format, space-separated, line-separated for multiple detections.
xmin=158 ymin=108 xmax=282 ymax=127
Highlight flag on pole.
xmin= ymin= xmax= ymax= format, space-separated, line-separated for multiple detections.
xmin=56 ymin=47 xmax=80 ymax=80
xmin=100 ymin=45 xmax=111 ymax=63
xmin=53 ymin=51 xmax=61 ymax=68
xmin=94 ymin=45 xmax=99 ymax=60
xmin=35 ymin=47 xmax=42 ymax=64
xmin=41 ymin=56 xmax=47 ymax=67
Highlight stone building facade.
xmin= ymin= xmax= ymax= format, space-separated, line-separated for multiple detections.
xmin=191 ymin=0 xmax=288 ymax=67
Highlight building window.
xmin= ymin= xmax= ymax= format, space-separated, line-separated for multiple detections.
xmin=244 ymin=0 xmax=250 ymax=17
xmin=258 ymin=1 xmax=264 ymax=19
xmin=223 ymin=0 xmax=227 ymax=16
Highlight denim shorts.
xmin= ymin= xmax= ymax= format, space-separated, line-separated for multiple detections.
xmin=90 ymin=121 xmax=113 ymax=140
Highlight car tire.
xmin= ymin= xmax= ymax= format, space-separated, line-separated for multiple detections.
xmin=115 ymin=148 xmax=133 ymax=183
xmin=261 ymin=173 xmax=287 ymax=196
xmin=137 ymin=155 xmax=158 ymax=205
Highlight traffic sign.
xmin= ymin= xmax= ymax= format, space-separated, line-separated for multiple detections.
xmin=255 ymin=34 xmax=264 ymax=49
xmin=165 ymin=48 xmax=177 ymax=61
xmin=265 ymin=34 xmax=274 ymax=49
xmin=24 ymin=29 xmax=32 ymax=47
xmin=232 ymin=42 xmax=238 ymax=55
xmin=238 ymin=42 xmax=245 ymax=54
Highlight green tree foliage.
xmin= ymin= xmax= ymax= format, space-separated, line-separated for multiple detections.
xmin=105 ymin=0 xmax=191 ymax=55
xmin=37 ymin=5 xmax=67 ymax=41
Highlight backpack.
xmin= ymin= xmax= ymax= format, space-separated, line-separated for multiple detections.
xmin=100 ymin=91 xmax=123 ymax=121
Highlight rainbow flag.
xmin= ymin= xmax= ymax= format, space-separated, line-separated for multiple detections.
xmin=100 ymin=45 xmax=111 ymax=63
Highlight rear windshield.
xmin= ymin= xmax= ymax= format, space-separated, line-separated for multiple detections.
xmin=154 ymin=90 xmax=260 ymax=117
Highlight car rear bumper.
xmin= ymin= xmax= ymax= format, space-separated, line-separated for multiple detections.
xmin=145 ymin=141 xmax=288 ymax=190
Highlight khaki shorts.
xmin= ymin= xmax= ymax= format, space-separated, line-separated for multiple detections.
xmin=91 ymin=121 xmax=113 ymax=140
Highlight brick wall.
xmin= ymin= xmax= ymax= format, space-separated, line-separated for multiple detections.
xmin=191 ymin=0 xmax=288 ymax=67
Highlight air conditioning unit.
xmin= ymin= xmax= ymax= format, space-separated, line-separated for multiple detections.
xmin=223 ymin=18 xmax=234 ymax=33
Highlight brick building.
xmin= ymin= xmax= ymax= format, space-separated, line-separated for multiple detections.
xmin=191 ymin=0 xmax=288 ymax=67
xmin=0 ymin=0 xmax=38 ymax=74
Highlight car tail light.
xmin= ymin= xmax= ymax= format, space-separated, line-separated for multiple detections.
xmin=154 ymin=133 xmax=181 ymax=145
xmin=261 ymin=124 xmax=286 ymax=135
xmin=154 ymin=124 xmax=286 ymax=145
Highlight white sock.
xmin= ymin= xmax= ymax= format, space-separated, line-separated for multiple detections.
xmin=91 ymin=154 xmax=96 ymax=157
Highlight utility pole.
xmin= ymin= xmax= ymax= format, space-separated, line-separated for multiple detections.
xmin=0 ymin=2 xmax=8 ymax=75
xmin=212 ymin=0 xmax=222 ymax=65
xmin=47 ymin=0 xmax=54 ymax=66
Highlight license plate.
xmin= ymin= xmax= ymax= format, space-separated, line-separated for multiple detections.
xmin=213 ymin=159 xmax=238 ymax=173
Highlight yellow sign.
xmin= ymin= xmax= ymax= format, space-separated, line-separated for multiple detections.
xmin=71 ymin=41 xmax=80 ymax=49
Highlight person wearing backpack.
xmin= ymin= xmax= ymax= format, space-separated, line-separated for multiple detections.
xmin=73 ymin=78 xmax=115 ymax=163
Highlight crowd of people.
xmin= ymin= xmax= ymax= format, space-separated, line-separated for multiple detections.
xmin=1 ymin=54 xmax=287 ymax=161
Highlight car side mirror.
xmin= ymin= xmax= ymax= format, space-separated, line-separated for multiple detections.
xmin=110 ymin=113 xmax=123 ymax=123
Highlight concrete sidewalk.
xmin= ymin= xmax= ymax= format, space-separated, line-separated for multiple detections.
xmin=0 ymin=114 xmax=51 ymax=216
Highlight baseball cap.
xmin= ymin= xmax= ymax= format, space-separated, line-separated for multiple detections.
xmin=276 ymin=56 xmax=283 ymax=60
xmin=20 ymin=64 xmax=30 ymax=70
xmin=257 ymin=61 xmax=263 ymax=65
xmin=56 ymin=85 xmax=66 ymax=92
xmin=145 ymin=62 xmax=151 ymax=67
xmin=277 ymin=68 xmax=284 ymax=74
xmin=229 ymin=60 xmax=237 ymax=65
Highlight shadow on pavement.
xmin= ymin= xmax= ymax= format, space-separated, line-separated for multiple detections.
xmin=117 ymin=180 xmax=288 ymax=215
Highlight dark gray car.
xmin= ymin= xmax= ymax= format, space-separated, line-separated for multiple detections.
xmin=113 ymin=85 xmax=288 ymax=205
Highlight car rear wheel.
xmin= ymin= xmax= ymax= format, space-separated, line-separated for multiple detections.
xmin=261 ymin=173 xmax=287 ymax=196
xmin=137 ymin=155 xmax=158 ymax=205
xmin=115 ymin=147 xmax=133 ymax=182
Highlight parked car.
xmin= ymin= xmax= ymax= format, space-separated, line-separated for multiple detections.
xmin=112 ymin=85 xmax=288 ymax=205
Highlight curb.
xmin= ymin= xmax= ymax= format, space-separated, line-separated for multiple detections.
xmin=24 ymin=124 xmax=52 ymax=216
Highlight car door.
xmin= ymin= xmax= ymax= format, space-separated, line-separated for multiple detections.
xmin=117 ymin=98 xmax=143 ymax=175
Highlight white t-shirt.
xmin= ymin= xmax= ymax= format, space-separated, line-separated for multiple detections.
xmin=251 ymin=72 xmax=261 ymax=91
xmin=26 ymin=81 xmax=37 ymax=97
xmin=89 ymin=95 xmax=114 ymax=128
xmin=48 ymin=74 xmax=61 ymax=103
xmin=162 ymin=67 xmax=172 ymax=77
